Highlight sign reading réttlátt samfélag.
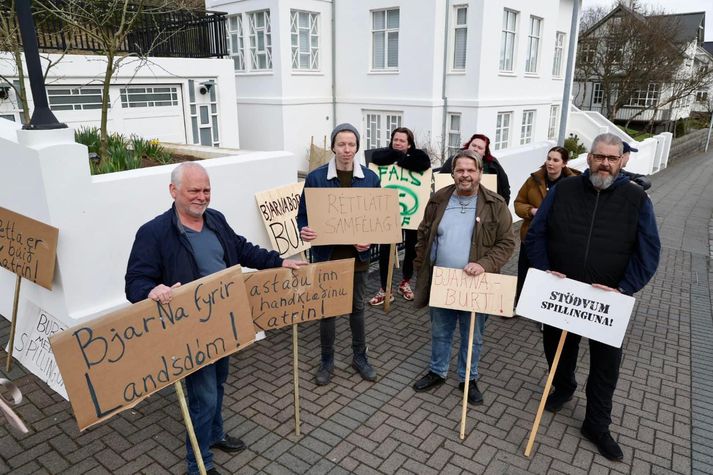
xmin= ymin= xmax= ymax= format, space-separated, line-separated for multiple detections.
xmin=515 ymin=269 xmax=635 ymax=348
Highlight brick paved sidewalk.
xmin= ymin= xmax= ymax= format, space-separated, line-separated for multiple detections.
xmin=1 ymin=149 xmax=712 ymax=474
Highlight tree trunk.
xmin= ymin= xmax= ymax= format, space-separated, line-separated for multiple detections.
xmin=99 ymin=51 xmax=115 ymax=160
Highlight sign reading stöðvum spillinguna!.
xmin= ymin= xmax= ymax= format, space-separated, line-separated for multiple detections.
xmin=0 ymin=207 xmax=59 ymax=290
xmin=429 ymin=266 xmax=517 ymax=317
xmin=50 ymin=265 xmax=255 ymax=430
xmin=515 ymin=268 xmax=636 ymax=348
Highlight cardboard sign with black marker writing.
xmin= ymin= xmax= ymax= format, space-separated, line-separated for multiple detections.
xmin=429 ymin=266 xmax=517 ymax=317
xmin=255 ymin=182 xmax=310 ymax=258
xmin=0 ymin=207 xmax=59 ymax=290
xmin=368 ymin=163 xmax=432 ymax=230
xmin=50 ymin=265 xmax=255 ymax=430
xmin=245 ymin=259 xmax=354 ymax=332
xmin=304 ymin=188 xmax=402 ymax=245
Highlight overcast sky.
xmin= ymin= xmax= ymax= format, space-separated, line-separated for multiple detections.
xmin=581 ymin=0 xmax=713 ymax=41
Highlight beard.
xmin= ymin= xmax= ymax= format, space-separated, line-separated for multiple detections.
xmin=589 ymin=173 xmax=614 ymax=190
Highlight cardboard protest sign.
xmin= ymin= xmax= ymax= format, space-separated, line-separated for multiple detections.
xmin=245 ymin=259 xmax=354 ymax=332
xmin=0 ymin=207 xmax=59 ymax=290
xmin=8 ymin=303 xmax=67 ymax=399
xmin=516 ymin=269 xmax=635 ymax=347
xmin=50 ymin=265 xmax=255 ymax=430
xmin=429 ymin=266 xmax=517 ymax=317
xmin=255 ymin=182 xmax=310 ymax=258
xmin=434 ymin=173 xmax=497 ymax=193
xmin=368 ymin=163 xmax=433 ymax=230
xmin=304 ymin=188 xmax=402 ymax=245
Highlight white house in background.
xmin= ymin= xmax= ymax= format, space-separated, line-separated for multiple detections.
xmin=206 ymin=0 xmax=577 ymax=170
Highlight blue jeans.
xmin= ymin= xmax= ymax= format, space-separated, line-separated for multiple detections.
xmin=430 ymin=307 xmax=488 ymax=382
xmin=185 ymin=356 xmax=229 ymax=474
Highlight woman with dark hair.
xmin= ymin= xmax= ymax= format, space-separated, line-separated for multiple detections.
xmin=440 ymin=134 xmax=511 ymax=204
xmin=514 ymin=146 xmax=580 ymax=303
xmin=368 ymin=127 xmax=431 ymax=305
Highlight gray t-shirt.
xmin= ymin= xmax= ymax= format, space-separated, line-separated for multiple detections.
xmin=432 ymin=193 xmax=477 ymax=269
xmin=185 ymin=225 xmax=226 ymax=277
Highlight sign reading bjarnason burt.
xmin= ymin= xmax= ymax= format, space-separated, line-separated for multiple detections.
xmin=516 ymin=269 xmax=635 ymax=348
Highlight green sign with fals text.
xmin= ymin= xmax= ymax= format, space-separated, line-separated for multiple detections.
xmin=369 ymin=164 xmax=433 ymax=230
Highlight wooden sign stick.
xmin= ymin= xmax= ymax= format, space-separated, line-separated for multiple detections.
xmin=524 ymin=329 xmax=568 ymax=457
xmin=393 ymin=243 xmax=400 ymax=269
xmin=384 ymin=244 xmax=396 ymax=313
xmin=175 ymin=381 xmax=207 ymax=475
xmin=459 ymin=311 xmax=477 ymax=440
xmin=292 ymin=323 xmax=301 ymax=436
xmin=5 ymin=275 xmax=22 ymax=373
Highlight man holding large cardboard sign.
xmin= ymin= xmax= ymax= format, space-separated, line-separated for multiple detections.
xmin=125 ymin=163 xmax=307 ymax=475
xmin=412 ymin=150 xmax=514 ymax=405
xmin=297 ymin=123 xmax=383 ymax=386
xmin=525 ymin=133 xmax=660 ymax=461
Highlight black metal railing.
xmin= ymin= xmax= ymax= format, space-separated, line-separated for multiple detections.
xmin=1 ymin=2 xmax=227 ymax=59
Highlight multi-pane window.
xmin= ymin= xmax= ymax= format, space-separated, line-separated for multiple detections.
xmin=548 ymin=105 xmax=560 ymax=140
xmin=494 ymin=111 xmax=512 ymax=150
xmin=227 ymin=14 xmax=245 ymax=71
xmin=592 ymin=82 xmax=603 ymax=104
xmin=452 ymin=6 xmax=468 ymax=70
xmin=291 ymin=10 xmax=319 ymax=70
xmin=552 ymin=32 xmax=565 ymax=77
xmin=520 ymin=110 xmax=535 ymax=144
xmin=500 ymin=10 xmax=517 ymax=71
xmin=525 ymin=16 xmax=542 ymax=73
xmin=580 ymin=42 xmax=596 ymax=64
xmin=696 ymin=90 xmax=709 ymax=102
xmin=120 ymin=86 xmax=178 ymax=108
xmin=364 ymin=111 xmax=402 ymax=149
xmin=372 ymin=8 xmax=399 ymax=70
xmin=447 ymin=113 xmax=462 ymax=155
xmin=248 ymin=10 xmax=272 ymax=70
xmin=628 ymin=83 xmax=659 ymax=107
xmin=47 ymin=87 xmax=104 ymax=111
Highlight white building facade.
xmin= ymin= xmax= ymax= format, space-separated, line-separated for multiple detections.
xmin=207 ymin=0 xmax=577 ymax=170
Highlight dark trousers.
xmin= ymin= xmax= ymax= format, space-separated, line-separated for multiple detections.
xmin=378 ymin=229 xmax=417 ymax=289
xmin=543 ymin=325 xmax=622 ymax=433
xmin=320 ymin=270 xmax=367 ymax=360
xmin=515 ymin=242 xmax=530 ymax=305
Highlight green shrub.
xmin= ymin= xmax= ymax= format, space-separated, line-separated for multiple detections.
xmin=564 ymin=133 xmax=587 ymax=158
xmin=78 ymin=129 xmax=174 ymax=175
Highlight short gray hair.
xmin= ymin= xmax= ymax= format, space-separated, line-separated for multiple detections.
xmin=452 ymin=149 xmax=483 ymax=171
xmin=591 ymin=133 xmax=623 ymax=155
xmin=171 ymin=162 xmax=208 ymax=188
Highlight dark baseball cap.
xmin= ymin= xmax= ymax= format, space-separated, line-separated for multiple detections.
xmin=623 ymin=142 xmax=638 ymax=153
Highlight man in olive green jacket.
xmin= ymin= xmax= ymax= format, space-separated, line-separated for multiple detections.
xmin=412 ymin=150 xmax=515 ymax=405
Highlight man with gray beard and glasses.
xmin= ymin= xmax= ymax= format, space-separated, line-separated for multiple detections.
xmin=524 ymin=133 xmax=660 ymax=462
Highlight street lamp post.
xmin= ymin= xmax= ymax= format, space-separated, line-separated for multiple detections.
xmin=15 ymin=0 xmax=66 ymax=130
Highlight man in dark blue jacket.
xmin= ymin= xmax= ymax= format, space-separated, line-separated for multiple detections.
xmin=126 ymin=162 xmax=305 ymax=475
xmin=525 ymin=133 xmax=660 ymax=462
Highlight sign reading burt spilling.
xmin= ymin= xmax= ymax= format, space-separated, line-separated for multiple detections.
xmin=0 ymin=207 xmax=59 ymax=290
xmin=304 ymin=188 xmax=402 ymax=245
xmin=255 ymin=182 xmax=310 ymax=258
xmin=368 ymin=164 xmax=433 ymax=230
xmin=50 ymin=265 xmax=255 ymax=430
xmin=245 ymin=259 xmax=354 ymax=332
xmin=429 ymin=266 xmax=517 ymax=317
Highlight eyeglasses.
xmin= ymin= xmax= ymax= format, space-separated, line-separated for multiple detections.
xmin=590 ymin=153 xmax=621 ymax=163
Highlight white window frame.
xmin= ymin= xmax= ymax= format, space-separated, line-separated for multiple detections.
xmin=520 ymin=110 xmax=535 ymax=145
xmin=494 ymin=111 xmax=513 ymax=150
xmin=227 ymin=14 xmax=245 ymax=71
xmin=447 ymin=113 xmax=462 ymax=155
xmin=500 ymin=9 xmax=518 ymax=72
xmin=628 ymin=83 xmax=659 ymax=107
xmin=372 ymin=8 xmax=399 ymax=70
xmin=452 ymin=5 xmax=468 ymax=71
xmin=120 ymin=86 xmax=178 ymax=108
xmin=247 ymin=10 xmax=272 ymax=71
xmin=592 ymin=82 xmax=603 ymax=105
xmin=290 ymin=10 xmax=319 ymax=71
xmin=552 ymin=31 xmax=565 ymax=77
xmin=580 ymin=42 xmax=596 ymax=64
xmin=525 ymin=16 xmax=542 ymax=74
xmin=696 ymin=90 xmax=708 ymax=102
xmin=548 ymin=105 xmax=560 ymax=140
xmin=47 ymin=86 xmax=105 ymax=111
xmin=363 ymin=110 xmax=402 ymax=149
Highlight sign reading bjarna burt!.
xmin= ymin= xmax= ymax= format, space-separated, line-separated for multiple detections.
xmin=0 ymin=207 xmax=59 ymax=290
xmin=255 ymin=182 xmax=310 ymax=258
xmin=516 ymin=268 xmax=635 ymax=347
xmin=245 ymin=259 xmax=354 ymax=332
xmin=304 ymin=188 xmax=402 ymax=245
xmin=368 ymin=163 xmax=433 ymax=230
xmin=50 ymin=265 xmax=255 ymax=430
xmin=429 ymin=266 xmax=517 ymax=317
